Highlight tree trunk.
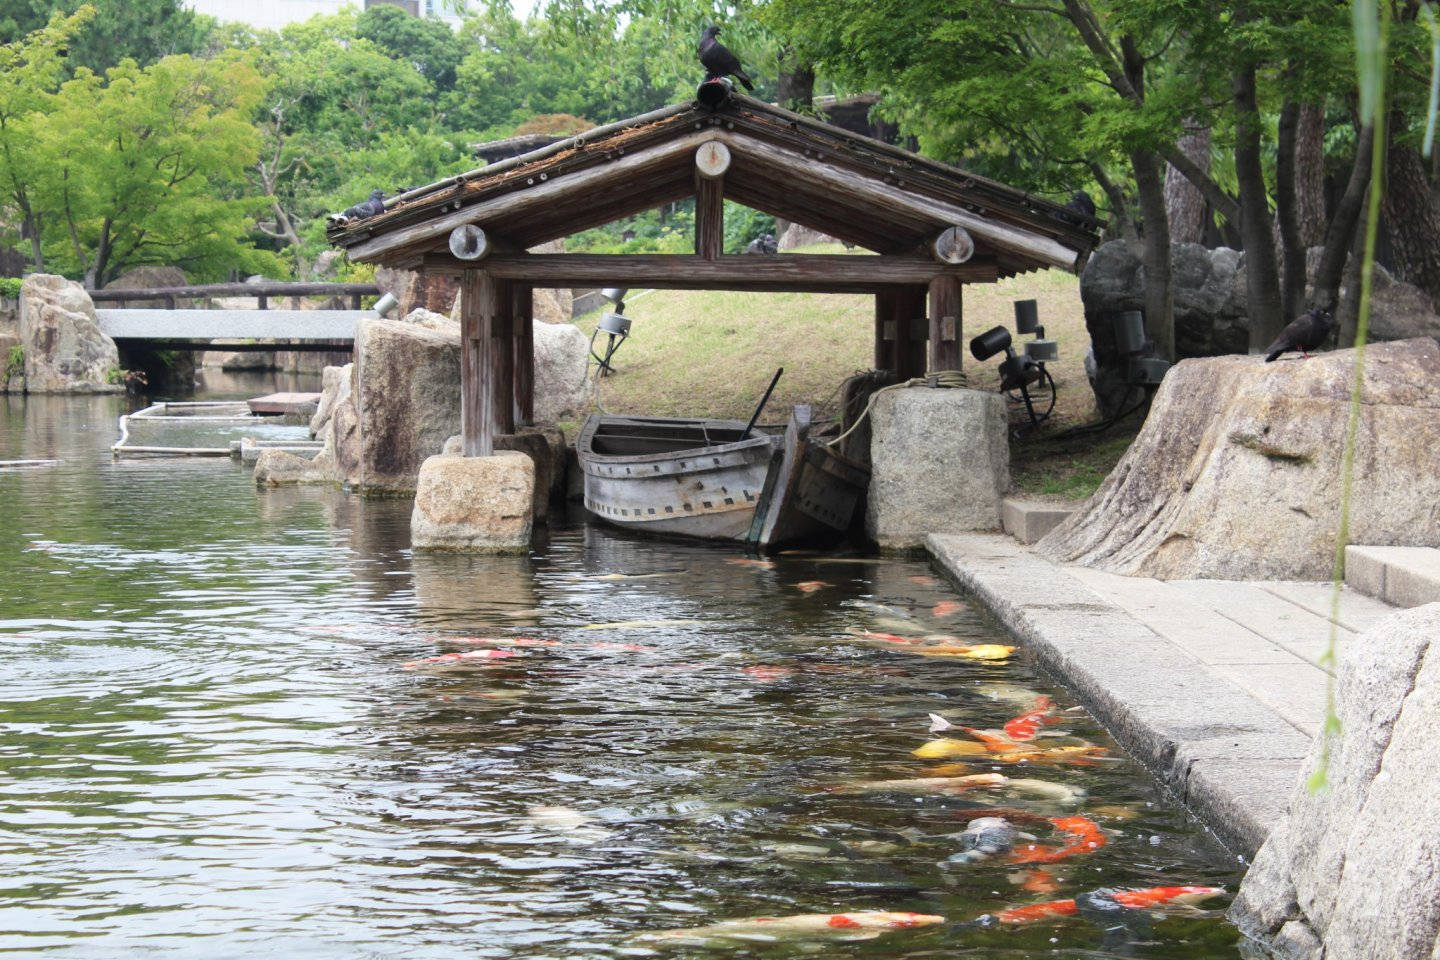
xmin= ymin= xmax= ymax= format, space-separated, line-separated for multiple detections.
xmin=1164 ymin=124 xmax=1210 ymax=243
xmin=1381 ymin=139 xmax=1440 ymax=310
xmin=1275 ymin=100 xmax=1307 ymax=321
xmin=1296 ymin=103 xmax=1327 ymax=246
xmin=1091 ymin=162 xmax=1137 ymax=240
xmin=1336 ymin=187 xmax=1369 ymax=347
xmin=1312 ymin=123 xmax=1374 ymax=311
xmin=1232 ymin=62 xmax=1284 ymax=350
xmin=776 ymin=52 xmax=815 ymax=112
xmin=1131 ymin=149 xmax=1175 ymax=360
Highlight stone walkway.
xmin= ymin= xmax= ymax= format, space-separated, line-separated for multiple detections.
xmin=925 ymin=532 xmax=1401 ymax=858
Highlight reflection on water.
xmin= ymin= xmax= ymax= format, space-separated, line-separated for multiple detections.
xmin=0 ymin=391 xmax=1242 ymax=958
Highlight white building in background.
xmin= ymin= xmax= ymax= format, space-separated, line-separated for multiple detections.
xmin=185 ymin=0 xmax=465 ymax=31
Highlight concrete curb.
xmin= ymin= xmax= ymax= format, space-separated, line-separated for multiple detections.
xmin=927 ymin=532 xmax=1309 ymax=857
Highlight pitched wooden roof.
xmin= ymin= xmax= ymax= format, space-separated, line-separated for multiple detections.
xmin=327 ymin=93 xmax=1099 ymax=277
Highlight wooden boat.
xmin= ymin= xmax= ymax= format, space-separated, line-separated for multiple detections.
xmin=578 ymin=414 xmax=779 ymax=541
xmin=577 ymin=406 xmax=869 ymax=547
xmin=748 ymin=404 xmax=870 ymax=552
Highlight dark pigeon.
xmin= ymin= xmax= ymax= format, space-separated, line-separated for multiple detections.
xmin=1264 ymin=307 xmax=1333 ymax=362
xmin=341 ymin=189 xmax=386 ymax=221
xmin=699 ymin=26 xmax=754 ymax=91
xmin=1066 ymin=190 xmax=1096 ymax=218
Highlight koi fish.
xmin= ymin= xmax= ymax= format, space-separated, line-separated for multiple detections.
xmin=931 ymin=600 xmax=965 ymax=617
xmin=763 ymin=838 xmax=906 ymax=859
xmin=795 ymin=580 xmax=832 ymax=593
xmin=579 ymin=619 xmax=699 ymax=630
xmin=909 ymin=575 xmax=938 ymax=586
xmin=630 ymin=911 xmax=945 ymax=946
xmin=446 ymin=636 xmax=559 ymax=647
xmin=1018 ymin=867 xmax=1061 ymax=894
xmin=726 ymin=558 xmax=776 ymax=570
xmin=913 ymin=737 xmax=989 ymax=759
xmin=1004 ymin=696 xmax=1057 ymax=741
xmin=522 ymin=805 xmax=614 ymax=844
xmin=587 ymin=571 xmax=682 ymax=581
xmin=963 ymin=727 xmax=1027 ymax=752
xmin=835 ymin=774 xmax=1084 ymax=805
xmin=401 ymin=649 xmax=521 ymax=670
xmin=912 ymin=642 xmax=1014 ymax=660
xmin=989 ymin=885 xmax=1225 ymax=925
xmin=921 ymin=744 xmax=1111 ymax=767
xmin=1009 ymin=815 xmax=1107 ymax=865
xmin=945 ymin=816 xmax=1023 ymax=864
xmin=586 ymin=641 xmax=653 ymax=652
xmin=929 ymin=712 xmax=956 ymax=733
xmin=741 ymin=665 xmax=795 ymax=680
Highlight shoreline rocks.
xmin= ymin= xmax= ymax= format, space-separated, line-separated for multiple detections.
xmin=1038 ymin=339 xmax=1440 ymax=580
xmin=1229 ymin=603 xmax=1440 ymax=959
xmin=16 ymin=275 xmax=122 ymax=394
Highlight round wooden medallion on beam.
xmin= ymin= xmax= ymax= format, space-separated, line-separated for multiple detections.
xmin=932 ymin=225 xmax=975 ymax=264
xmin=695 ymin=141 xmax=731 ymax=179
xmin=448 ymin=223 xmax=490 ymax=261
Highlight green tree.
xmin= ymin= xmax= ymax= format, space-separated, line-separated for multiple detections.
xmin=0 ymin=7 xmax=93 ymax=271
xmin=0 ymin=0 xmax=209 ymax=74
xmin=357 ymin=3 xmax=467 ymax=92
xmin=33 ymin=53 xmax=280 ymax=286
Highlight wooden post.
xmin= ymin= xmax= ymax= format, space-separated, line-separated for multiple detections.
xmin=874 ymin=291 xmax=896 ymax=374
xmin=460 ymin=270 xmax=514 ymax=456
xmin=512 ymin=284 xmax=534 ymax=427
xmin=694 ymin=142 xmax=729 ymax=261
xmin=894 ymin=285 xmax=929 ymax=381
xmin=928 ymin=275 xmax=963 ymax=372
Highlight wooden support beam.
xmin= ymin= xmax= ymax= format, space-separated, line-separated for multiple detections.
xmin=512 ymin=284 xmax=534 ymax=426
xmin=874 ymin=292 xmax=895 ymax=373
xmin=694 ymin=170 xmax=725 ymax=260
xmin=928 ymin=274 xmax=963 ymax=372
xmin=894 ymin=285 xmax=929 ymax=380
xmin=460 ymin=270 xmax=515 ymax=455
xmin=423 ymin=253 xmax=996 ymax=292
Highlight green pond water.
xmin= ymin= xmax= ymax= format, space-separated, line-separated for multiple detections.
xmin=0 ymin=377 xmax=1244 ymax=958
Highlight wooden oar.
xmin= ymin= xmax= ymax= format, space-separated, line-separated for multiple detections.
xmin=743 ymin=367 xmax=783 ymax=437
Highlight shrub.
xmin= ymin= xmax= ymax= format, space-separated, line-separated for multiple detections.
xmin=0 ymin=277 xmax=23 ymax=300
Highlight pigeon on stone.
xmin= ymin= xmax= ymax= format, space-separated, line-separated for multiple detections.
xmin=699 ymin=26 xmax=755 ymax=91
xmin=1264 ymin=307 xmax=1334 ymax=362
xmin=341 ymin=189 xmax=386 ymax=222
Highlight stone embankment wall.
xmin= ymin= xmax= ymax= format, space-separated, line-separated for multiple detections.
xmin=1230 ymin=603 xmax=1440 ymax=960
xmin=1037 ymin=339 xmax=1440 ymax=580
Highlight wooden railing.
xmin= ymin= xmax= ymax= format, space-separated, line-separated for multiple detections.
xmin=88 ymin=282 xmax=380 ymax=310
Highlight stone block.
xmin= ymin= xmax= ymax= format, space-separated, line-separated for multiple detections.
xmin=1002 ymin=497 xmax=1075 ymax=544
xmin=19 ymin=274 xmax=122 ymax=394
xmin=1346 ymin=545 xmax=1440 ymax=607
xmin=865 ymin=388 xmax=1008 ymax=549
xmin=254 ymin=448 xmax=336 ymax=486
xmin=411 ymin=453 xmax=534 ymax=553
xmin=443 ymin=425 xmax=566 ymax=521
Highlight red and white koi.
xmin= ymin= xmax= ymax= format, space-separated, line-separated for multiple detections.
xmin=795 ymin=580 xmax=832 ymax=593
xmin=1003 ymin=695 xmax=1058 ymax=741
xmin=401 ymin=649 xmax=521 ymax=670
xmin=1009 ymin=815 xmax=1107 ymax=864
xmin=989 ymin=885 xmax=1225 ymax=925
xmin=931 ymin=600 xmax=965 ymax=617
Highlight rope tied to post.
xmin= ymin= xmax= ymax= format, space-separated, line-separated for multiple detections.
xmin=826 ymin=369 xmax=968 ymax=448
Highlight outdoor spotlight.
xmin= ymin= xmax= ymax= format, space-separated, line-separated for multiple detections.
xmin=970 ymin=313 xmax=1058 ymax=432
xmin=590 ymin=289 xmax=632 ymax=377
xmin=372 ymin=292 xmax=398 ymax=318
xmin=1110 ymin=310 xmax=1171 ymax=386
xmin=970 ymin=325 xmax=1012 ymax=362
xmin=1014 ymin=299 xmax=1040 ymax=335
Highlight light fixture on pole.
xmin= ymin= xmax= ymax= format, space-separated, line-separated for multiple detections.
xmin=589 ymin=287 xmax=631 ymax=377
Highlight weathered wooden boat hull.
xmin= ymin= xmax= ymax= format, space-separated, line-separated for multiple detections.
xmin=578 ymin=414 xmax=779 ymax=541
xmin=748 ymin=405 xmax=870 ymax=552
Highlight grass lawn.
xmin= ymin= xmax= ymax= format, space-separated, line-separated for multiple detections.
xmin=570 ymin=244 xmax=1133 ymax=501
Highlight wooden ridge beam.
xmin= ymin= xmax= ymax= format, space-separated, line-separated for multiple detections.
xmin=422 ymin=253 xmax=997 ymax=292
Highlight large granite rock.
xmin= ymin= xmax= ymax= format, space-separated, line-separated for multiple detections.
xmin=1038 ymin=339 xmax=1440 ymax=580
xmin=349 ymin=312 xmax=462 ymax=495
xmin=18 ymin=274 xmax=121 ymax=393
xmin=253 ymin=448 xmax=335 ymax=486
xmin=865 ymin=387 xmax=1008 ymax=549
xmin=443 ymin=424 xmax=567 ymax=521
xmin=411 ymin=452 xmax=534 ymax=552
xmin=533 ymin=317 xmax=591 ymax=422
xmin=107 ymin=266 xmax=188 ymax=302
xmin=1229 ymin=603 xmax=1440 ymax=960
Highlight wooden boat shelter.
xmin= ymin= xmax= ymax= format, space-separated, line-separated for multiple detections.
xmin=328 ymin=90 xmax=1099 ymax=457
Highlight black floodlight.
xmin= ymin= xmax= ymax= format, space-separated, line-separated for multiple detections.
xmin=970 ymin=313 xmax=1058 ymax=432
xmin=1014 ymin=299 xmax=1040 ymax=334
xmin=970 ymin=325 xmax=1012 ymax=362
xmin=1111 ymin=310 xmax=1170 ymax=386
xmin=589 ymin=288 xmax=632 ymax=377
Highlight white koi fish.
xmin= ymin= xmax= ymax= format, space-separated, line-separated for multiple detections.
xmin=630 ymin=910 xmax=945 ymax=946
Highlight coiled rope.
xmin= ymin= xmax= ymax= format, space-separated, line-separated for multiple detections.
xmin=825 ymin=369 xmax=968 ymax=448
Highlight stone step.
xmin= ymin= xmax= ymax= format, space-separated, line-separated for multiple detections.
xmin=1001 ymin=496 xmax=1076 ymax=544
xmin=1345 ymin=545 xmax=1440 ymax=607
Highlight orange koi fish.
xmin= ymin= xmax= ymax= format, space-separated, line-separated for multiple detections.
xmin=447 ymin=636 xmax=559 ymax=647
xmin=401 ymin=649 xmax=520 ymax=670
xmin=1019 ymin=868 xmax=1061 ymax=894
xmin=963 ymin=727 xmax=1027 ymax=753
xmin=931 ymin=600 xmax=965 ymax=617
xmin=795 ymin=580 xmax=832 ymax=593
xmin=587 ymin=641 xmax=652 ymax=652
xmin=726 ymin=557 xmax=776 ymax=570
xmin=909 ymin=575 xmax=938 ymax=586
xmin=1009 ymin=815 xmax=1107 ymax=865
xmin=741 ymin=665 xmax=795 ymax=680
xmin=991 ymin=885 xmax=1224 ymax=925
xmin=1003 ymin=696 xmax=1057 ymax=741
